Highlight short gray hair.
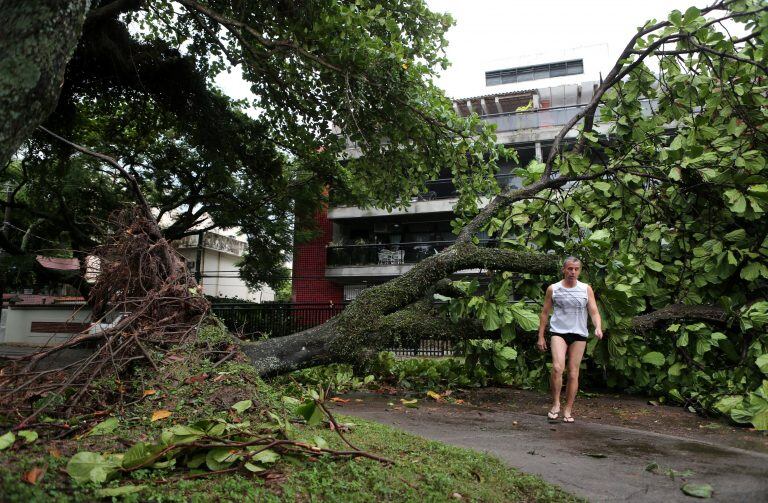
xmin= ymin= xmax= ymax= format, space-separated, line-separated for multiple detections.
xmin=562 ymin=256 xmax=582 ymax=267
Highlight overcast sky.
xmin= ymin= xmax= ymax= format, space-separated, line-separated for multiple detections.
xmin=426 ymin=0 xmax=699 ymax=97
xmin=216 ymin=1 xmax=713 ymax=101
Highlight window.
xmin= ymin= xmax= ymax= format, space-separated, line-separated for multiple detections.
xmin=485 ymin=59 xmax=584 ymax=87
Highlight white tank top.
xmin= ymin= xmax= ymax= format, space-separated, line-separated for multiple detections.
xmin=549 ymin=280 xmax=589 ymax=337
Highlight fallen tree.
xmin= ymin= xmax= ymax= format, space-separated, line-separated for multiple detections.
xmin=242 ymin=0 xmax=768 ymax=378
xmin=1 ymin=1 xmax=767 ymax=431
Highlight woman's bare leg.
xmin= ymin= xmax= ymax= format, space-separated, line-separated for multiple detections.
xmin=563 ymin=340 xmax=587 ymax=418
xmin=549 ymin=336 xmax=568 ymax=413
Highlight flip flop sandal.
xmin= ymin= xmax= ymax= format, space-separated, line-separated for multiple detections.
xmin=563 ymin=415 xmax=575 ymax=423
xmin=547 ymin=410 xmax=560 ymax=420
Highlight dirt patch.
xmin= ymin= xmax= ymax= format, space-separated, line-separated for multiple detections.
xmin=454 ymin=387 xmax=768 ymax=454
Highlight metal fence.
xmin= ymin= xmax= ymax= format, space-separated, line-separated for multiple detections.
xmin=212 ymin=302 xmax=346 ymax=339
xmin=212 ymin=302 xmax=455 ymax=356
xmin=389 ymin=339 xmax=455 ymax=357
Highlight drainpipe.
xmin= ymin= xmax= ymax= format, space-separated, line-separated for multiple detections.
xmin=0 ymin=183 xmax=11 ymax=311
xmin=194 ymin=230 xmax=204 ymax=285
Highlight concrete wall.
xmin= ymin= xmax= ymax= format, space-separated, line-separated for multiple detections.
xmin=1 ymin=305 xmax=93 ymax=346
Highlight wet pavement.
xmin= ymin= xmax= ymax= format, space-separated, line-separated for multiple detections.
xmin=332 ymin=393 xmax=768 ymax=502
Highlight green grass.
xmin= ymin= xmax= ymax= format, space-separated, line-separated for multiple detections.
xmin=1 ymin=416 xmax=578 ymax=502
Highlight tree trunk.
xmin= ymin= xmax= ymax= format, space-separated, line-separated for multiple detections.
xmin=0 ymin=0 xmax=89 ymax=164
xmin=241 ymin=245 xmax=560 ymax=375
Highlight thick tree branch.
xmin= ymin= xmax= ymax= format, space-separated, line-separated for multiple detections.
xmin=38 ymin=126 xmax=153 ymax=221
xmin=631 ymin=304 xmax=728 ymax=332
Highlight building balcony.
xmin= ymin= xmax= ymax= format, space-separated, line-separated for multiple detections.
xmin=328 ymin=174 xmax=520 ymax=220
xmin=486 ymin=103 xmax=592 ymax=133
xmin=325 ymin=240 xmax=494 ymax=282
xmin=174 ymin=231 xmax=246 ymax=257
xmin=327 ymin=240 xmax=454 ymax=268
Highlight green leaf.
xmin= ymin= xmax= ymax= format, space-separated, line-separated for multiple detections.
xmin=185 ymin=452 xmax=207 ymax=469
xmin=88 ymin=417 xmax=119 ymax=436
xmin=122 ymin=442 xmax=159 ymax=470
xmin=681 ymin=483 xmax=713 ymax=498
xmin=588 ymin=229 xmax=611 ymax=246
xmin=481 ymin=303 xmax=501 ymax=331
xmin=492 ymin=356 xmax=508 ymax=370
xmin=18 ymin=430 xmax=38 ymax=444
xmin=730 ymin=407 xmax=753 ymax=424
xmin=645 ymin=258 xmax=664 ymax=272
xmin=714 ymin=396 xmax=743 ymax=415
xmin=433 ymin=293 xmax=452 ymax=302
xmin=67 ymin=452 xmax=119 ymax=484
xmin=642 ymin=352 xmax=665 ymax=366
xmin=724 ymin=189 xmax=747 ymax=213
xmin=313 ymin=435 xmax=329 ymax=450
xmin=244 ymin=462 xmax=265 ymax=473
xmin=757 ymin=355 xmax=768 ymax=374
xmin=497 ymin=346 xmax=517 ymax=360
xmin=0 ymin=431 xmax=15 ymax=450
xmin=509 ymin=304 xmax=539 ymax=332
xmin=251 ymin=448 xmax=280 ymax=464
xmin=231 ymin=400 xmax=253 ymax=414
xmin=296 ymin=401 xmax=323 ymax=426
xmin=741 ymin=262 xmax=761 ymax=281
xmin=206 ymin=447 xmax=239 ymax=471
xmin=94 ymin=485 xmax=147 ymax=497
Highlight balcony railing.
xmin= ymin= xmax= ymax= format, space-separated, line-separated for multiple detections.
xmin=327 ymin=240 xmax=454 ymax=267
xmin=482 ymin=99 xmax=654 ymax=133
xmin=327 ymin=239 xmax=497 ymax=267
xmin=484 ymin=104 xmax=593 ymax=132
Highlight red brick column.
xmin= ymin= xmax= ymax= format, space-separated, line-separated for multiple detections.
xmin=292 ymin=204 xmax=343 ymax=306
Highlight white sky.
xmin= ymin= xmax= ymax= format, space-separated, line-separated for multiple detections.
xmin=215 ymin=1 xmax=719 ymax=101
xmin=426 ymin=0 xmax=697 ymax=97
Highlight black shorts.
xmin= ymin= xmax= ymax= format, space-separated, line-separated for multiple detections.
xmin=550 ymin=333 xmax=587 ymax=346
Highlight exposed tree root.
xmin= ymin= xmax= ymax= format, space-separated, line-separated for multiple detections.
xmin=0 ymin=207 xmax=209 ymax=429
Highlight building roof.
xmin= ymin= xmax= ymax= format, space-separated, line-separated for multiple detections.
xmin=2 ymin=293 xmax=85 ymax=305
xmin=35 ymin=256 xmax=80 ymax=271
xmin=452 ymin=88 xmax=536 ymax=102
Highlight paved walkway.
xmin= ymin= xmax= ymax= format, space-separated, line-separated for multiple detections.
xmin=333 ymin=394 xmax=768 ymax=502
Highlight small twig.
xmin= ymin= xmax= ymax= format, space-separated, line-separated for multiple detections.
xmin=316 ymin=400 xmax=361 ymax=453
xmin=211 ymin=349 xmax=238 ymax=369
xmin=133 ymin=335 xmax=159 ymax=372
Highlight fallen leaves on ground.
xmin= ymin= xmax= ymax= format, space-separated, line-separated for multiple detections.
xmin=330 ymin=397 xmax=350 ymax=403
xmin=184 ymin=373 xmax=208 ymax=384
xmin=681 ymin=482 xmax=713 ymax=498
xmin=22 ymin=467 xmax=44 ymax=485
xmin=151 ymin=410 xmax=172 ymax=422
xmin=426 ymin=390 xmax=442 ymax=401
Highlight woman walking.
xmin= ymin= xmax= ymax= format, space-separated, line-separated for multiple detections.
xmin=537 ymin=256 xmax=603 ymax=423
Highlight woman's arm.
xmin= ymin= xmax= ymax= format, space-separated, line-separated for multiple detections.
xmin=537 ymin=286 xmax=554 ymax=351
xmin=586 ymin=285 xmax=603 ymax=339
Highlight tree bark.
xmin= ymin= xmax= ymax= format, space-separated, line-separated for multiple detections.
xmin=631 ymin=304 xmax=727 ymax=332
xmin=0 ymin=0 xmax=89 ymax=164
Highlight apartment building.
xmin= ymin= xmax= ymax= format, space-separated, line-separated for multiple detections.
xmin=175 ymin=231 xmax=275 ymax=302
xmin=293 ymin=49 xmax=608 ymax=305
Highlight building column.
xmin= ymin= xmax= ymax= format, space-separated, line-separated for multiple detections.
xmin=535 ymin=142 xmax=543 ymax=162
